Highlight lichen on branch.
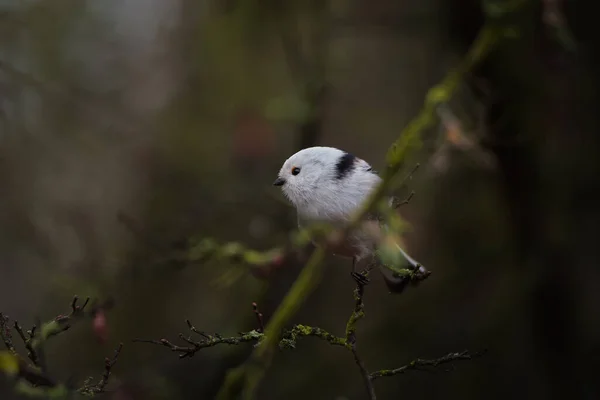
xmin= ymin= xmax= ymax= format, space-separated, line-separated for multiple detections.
xmin=139 ymin=270 xmax=479 ymax=400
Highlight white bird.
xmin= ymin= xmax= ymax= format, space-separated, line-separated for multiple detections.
xmin=273 ymin=146 xmax=429 ymax=293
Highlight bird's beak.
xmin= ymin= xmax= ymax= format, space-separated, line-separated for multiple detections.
xmin=273 ymin=177 xmax=286 ymax=186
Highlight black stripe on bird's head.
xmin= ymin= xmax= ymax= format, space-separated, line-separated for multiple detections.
xmin=335 ymin=152 xmax=357 ymax=180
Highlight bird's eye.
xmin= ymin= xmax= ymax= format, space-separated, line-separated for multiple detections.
xmin=291 ymin=167 xmax=301 ymax=176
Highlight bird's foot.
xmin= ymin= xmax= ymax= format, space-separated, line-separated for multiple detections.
xmin=351 ymin=271 xmax=370 ymax=286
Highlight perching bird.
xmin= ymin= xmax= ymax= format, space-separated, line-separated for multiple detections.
xmin=273 ymin=146 xmax=429 ymax=293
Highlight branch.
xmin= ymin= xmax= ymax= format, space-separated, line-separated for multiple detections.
xmin=279 ymin=325 xmax=346 ymax=349
xmin=345 ymin=268 xmax=376 ymax=400
xmin=31 ymin=295 xmax=91 ymax=348
xmin=352 ymin=348 xmax=376 ymax=400
xmin=135 ymin=303 xmax=348 ymax=357
xmin=369 ymin=350 xmax=480 ymax=380
xmin=13 ymin=321 xmax=39 ymax=366
xmin=133 ymin=327 xmax=263 ymax=359
xmin=78 ymin=343 xmax=124 ymax=395
xmin=116 ymin=210 xmax=304 ymax=282
xmin=0 ymin=297 xmax=119 ymax=398
xmin=139 ymin=270 xmax=475 ymax=400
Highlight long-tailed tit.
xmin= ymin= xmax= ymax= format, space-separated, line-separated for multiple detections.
xmin=273 ymin=146 xmax=429 ymax=293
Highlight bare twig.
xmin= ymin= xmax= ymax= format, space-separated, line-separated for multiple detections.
xmin=353 ymin=348 xmax=376 ymax=400
xmin=345 ymin=269 xmax=376 ymax=399
xmin=393 ymin=191 xmax=415 ymax=208
xmin=252 ymin=302 xmax=265 ymax=333
xmin=392 ymin=163 xmax=421 ymax=193
xmin=97 ymin=343 xmax=123 ymax=392
xmin=369 ymin=350 xmax=479 ymax=380
xmin=78 ymin=343 xmax=124 ymax=395
xmin=14 ymin=321 xmax=39 ymax=366
xmin=133 ymin=321 xmax=263 ymax=359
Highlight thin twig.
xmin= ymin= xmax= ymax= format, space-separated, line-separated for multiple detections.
xmin=14 ymin=321 xmax=39 ymax=366
xmin=352 ymin=348 xmax=376 ymax=400
xmin=133 ymin=321 xmax=263 ymax=359
xmin=391 ymin=163 xmax=421 ymax=194
xmin=393 ymin=191 xmax=415 ymax=208
xmin=78 ymin=343 xmax=124 ymax=395
xmin=345 ymin=270 xmax=376 ymax=399
xmin=252 ymin=302 xmax=265 ymax=333
xmin=369 ymin=351 xmax=478 ymax=380
xmin=96 ymin=343 xmax=123 ymax=392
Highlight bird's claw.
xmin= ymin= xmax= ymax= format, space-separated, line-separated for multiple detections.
xmin=351 ymin=271 xmax=370 ymax=286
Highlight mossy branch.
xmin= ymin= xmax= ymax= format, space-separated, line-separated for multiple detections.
xmin=138 ymin=271 xmax=480 ymax=400
xmin=212 ymin=9 xmax=520 ymax=399
xmin=135 ymin=313 xmax=350 ymax=358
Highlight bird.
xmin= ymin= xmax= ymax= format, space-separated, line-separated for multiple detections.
xmin=272 ymin=146 xmax=429 ymax=293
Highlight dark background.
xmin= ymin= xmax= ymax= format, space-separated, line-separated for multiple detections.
xmin=1 ymin=0 xmax=599 ymax=399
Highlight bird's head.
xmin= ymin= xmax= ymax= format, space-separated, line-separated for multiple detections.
xmin=273 ymin=146 xmax=370 ymax=210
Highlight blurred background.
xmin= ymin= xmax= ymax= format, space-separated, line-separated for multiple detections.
xmin=1 ymin=0 xmax=599 ymax=399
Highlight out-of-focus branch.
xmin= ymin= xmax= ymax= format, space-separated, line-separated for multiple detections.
xmin=116 ymin=210 xmax=316 ymax=282
xmin=77 ymin=343 xmax=124 ymax=396
xmin=2 ymin=296 xmax=92 ymax=371
xmin=0 ymin=297 xmax=119 ymax=398
xmin=541 ymin=0 xmax=577 ymax=52
xmin=31 ymin=296 xmax=90 ymax=347
xmin=13 ymin=321 xmax=39 ymax=367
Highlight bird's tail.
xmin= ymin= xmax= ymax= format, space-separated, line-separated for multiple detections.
xmin=377 ymin=244 xmax=430 ymax=294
